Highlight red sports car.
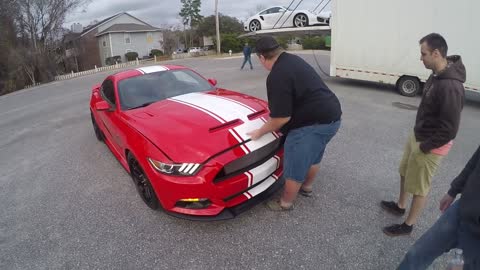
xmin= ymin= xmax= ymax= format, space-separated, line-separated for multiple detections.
xmin=89 ymin=65 xmax=284 ymax=220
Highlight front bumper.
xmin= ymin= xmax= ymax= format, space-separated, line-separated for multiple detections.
xmin=166 ymin=176 xmax=285 ymax=221
xmin=146 ymin=142 xmax=284 ymax=220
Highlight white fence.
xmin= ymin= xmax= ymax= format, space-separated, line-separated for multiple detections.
xmin=53 ymin=57 xmax=164 ymax=81
xmin=23 ymin=52 xmax=216 ymax=89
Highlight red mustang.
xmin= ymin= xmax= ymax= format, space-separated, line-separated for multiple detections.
xmin=89 ymin=65 xmax=284 ymax=220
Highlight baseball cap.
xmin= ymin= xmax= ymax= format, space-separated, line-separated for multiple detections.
xmin=255 ymin=36 xmax=280 ymax=54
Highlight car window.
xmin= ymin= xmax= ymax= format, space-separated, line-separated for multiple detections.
xmin=270 ymin=7 xmax=282 ymax=13
xmin=260 ymin=8 xmax=278 ymax=15
xmin=118 ymin=69 xmax=215 ymax=110
xmin=172 ymin=71 xmax=198 ymax=84
xmin=101 ymin=79 xmax=116 ymax=105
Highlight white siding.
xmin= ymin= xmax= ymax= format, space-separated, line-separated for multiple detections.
xmin=98 ymin=14 xmax=147 ymax=32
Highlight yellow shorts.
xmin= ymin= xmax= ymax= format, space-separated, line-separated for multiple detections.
xmin=398 ymin=134 xmax=444 ymax=196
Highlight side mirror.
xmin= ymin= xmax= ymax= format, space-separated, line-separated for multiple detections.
xmin=95 ymin=100 xmax=112 ymax=111
xmin=208 ymin=78 xmax=217 ymax=86
xmin=92 ymin=83 xmax=101 ymax=92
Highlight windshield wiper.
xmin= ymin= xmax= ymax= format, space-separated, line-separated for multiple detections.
xmin=128 ymin=101 xmax=156 ymax=110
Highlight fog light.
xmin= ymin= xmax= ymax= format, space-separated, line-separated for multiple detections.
xmin=175 ymin=198 xmax=211 ymax=209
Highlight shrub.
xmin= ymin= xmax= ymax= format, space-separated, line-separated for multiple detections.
xmin=125 ymin=52 xmax=139 ymax=61
xmin=150 ymin=49 xmax=164 ymax=57
xmin=302 ymin=36 xmax=326 ymax=50
xmin=105 ymin=55 xmax=122 ymax=65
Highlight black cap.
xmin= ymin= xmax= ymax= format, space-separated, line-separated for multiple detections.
xmin=255 ymin=36 xmax=280 ymax=54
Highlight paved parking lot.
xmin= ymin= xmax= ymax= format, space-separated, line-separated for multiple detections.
xmin=1 ymin=52 xmax=479 ymax=269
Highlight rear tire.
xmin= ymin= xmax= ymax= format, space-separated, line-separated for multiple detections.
xmin=249 ymin=19 xmax=261 ymax=31
xmin=127 ymin=153 xmax=160 ymax=210
xmin=397 ymin=76 xmax=421 ymax=97
xmin=294 ymin=13 xmax=309 ymax=27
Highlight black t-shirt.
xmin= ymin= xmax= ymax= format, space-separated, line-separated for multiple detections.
xmin=267 ymin=52 xmax=342 ymax=134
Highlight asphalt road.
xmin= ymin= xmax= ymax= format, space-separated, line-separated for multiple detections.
xmin=1 ymin=52 xmax=479 ymax=270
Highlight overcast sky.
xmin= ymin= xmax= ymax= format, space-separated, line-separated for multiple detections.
xmin=65 ymin=0 xmax=331 ymax=29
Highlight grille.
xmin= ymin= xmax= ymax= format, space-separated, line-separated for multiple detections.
xmin=213 ymin=138 xmax=283 ymax=183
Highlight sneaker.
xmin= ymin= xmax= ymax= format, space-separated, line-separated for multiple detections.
xmin=266 ymin=199 xmax=293 ymax=211
xmin=381 ymin=200 xmax=406 ymax=216
xmin=383 ymin=223 xmax=413 ymax=237
xmin=299 ymin=188 xmax=313 ymax=197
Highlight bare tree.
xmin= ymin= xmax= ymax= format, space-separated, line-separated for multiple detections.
xmin=12 ymin=0 xmax=90 ymax=85
xmin=17 ymin=0 xmax=90 ymax=50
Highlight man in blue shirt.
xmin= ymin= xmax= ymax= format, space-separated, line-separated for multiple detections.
xmin=241 ymin=42 xmax=253 ymax=70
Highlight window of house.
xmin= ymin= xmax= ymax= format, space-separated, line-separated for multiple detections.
xmin=146 ymin=32 xmax=153 ymax=43
xmin=102 ymin=40 xmax=106 ymax=47
xmin=124 ymin=33 xmax=131 ymax=44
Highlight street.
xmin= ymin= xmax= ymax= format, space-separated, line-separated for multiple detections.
xmin=1 ymin=52 xmax=479 ymax=269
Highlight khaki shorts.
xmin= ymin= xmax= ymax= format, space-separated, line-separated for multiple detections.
xmin=398 ymin=133 xmax=444 ymax=196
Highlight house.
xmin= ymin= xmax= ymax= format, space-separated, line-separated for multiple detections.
xmin=65 ymin=12 xmax=164 ymax=70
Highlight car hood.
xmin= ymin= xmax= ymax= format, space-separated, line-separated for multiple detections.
xmin=124 ymin=90 xmax=277 ymax=163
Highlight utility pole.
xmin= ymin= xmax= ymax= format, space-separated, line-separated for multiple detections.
xmin=215 ymin=0 xmax=221 ymax=54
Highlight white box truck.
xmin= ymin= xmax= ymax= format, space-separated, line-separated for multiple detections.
xmin=329 ymin=0 xmax=480 ymax=99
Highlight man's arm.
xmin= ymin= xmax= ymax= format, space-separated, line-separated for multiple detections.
xmin=448 ymin=145 xmax=480 ymax=197
xmin=247 ymin=117 xmax=290 ymax=140
xmin=440 ymin=146 xmax=480 ymax=212
xmin=419 ymin=81 xmax=463 ymax=153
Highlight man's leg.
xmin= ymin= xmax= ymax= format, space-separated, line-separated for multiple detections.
xmin=397 ymin=202 xmax=460 ymax=270
xmin=300 ymin=164 xmax=321 ymax=192
xmin=248 ymin=56 xmax=253 ymax=69
xmin=382 ymin=135 xmax=412 ymax=215
xmin=384 ymin=147 xmax=443 ymax=236
xmin=299 ymin=121 xmax=340 ymax=195
xmin=397 ymin=176 xmax=409 ymax=209
xmin=240 ymin=57 xmax=247 ymax=69
xmin=280 ymin=179 xmax=302 ymax=207
xmin=405 ymin=195 xmax=427 ymax=226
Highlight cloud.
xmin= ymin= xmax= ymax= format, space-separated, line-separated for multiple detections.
xmin=65 ymin=0 xmax=330 ymax=28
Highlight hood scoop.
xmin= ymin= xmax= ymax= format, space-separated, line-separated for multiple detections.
xmin=209 ymin=119 xmax=243 ymax=133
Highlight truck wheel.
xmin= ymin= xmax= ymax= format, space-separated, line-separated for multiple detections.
xmin=397 ymin=76 xmax=420 ymax=97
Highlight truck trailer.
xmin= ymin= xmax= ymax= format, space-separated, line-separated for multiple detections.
xmin=329 ymin=0 xmax=479 ymax=99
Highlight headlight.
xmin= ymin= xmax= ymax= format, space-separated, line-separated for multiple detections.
xmin=148 ymin=158 xmax=201 ymax=176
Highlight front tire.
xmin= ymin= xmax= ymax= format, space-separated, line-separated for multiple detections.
xmin=397 ymin=76 xmax=421 ymax=97
xmin=127 ymin=153 xmax=160 ymax=210
xmin=91 ymin=112 xmax=104 ymax=141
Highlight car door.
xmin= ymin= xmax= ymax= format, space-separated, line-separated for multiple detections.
xmin=97 ymin=78 xmax=124 ymax=153
xmin=259 ymin=7 xmax=283 ymax=29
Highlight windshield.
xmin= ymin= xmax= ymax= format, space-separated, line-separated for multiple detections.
xmin=118 ymin=69 xmax=214 ymax=110
xmin=282 ymin=6 xmax=293 ymax=11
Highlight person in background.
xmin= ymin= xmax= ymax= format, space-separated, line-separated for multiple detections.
xmin=240 ymin=42 xmax=253 ymax=70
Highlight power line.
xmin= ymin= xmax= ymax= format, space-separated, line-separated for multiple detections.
xmin=312 ymin=0 xmax=326 ymax=13
xmin=272 ymin=0 xmax=296 ymax=29
xmin=312 ymin=48 xmax=330 ymax=77
xmin=317 ymin=0 xmax=331 ymax=13
xmin=279 ymin=0 xmax=304 ymax=28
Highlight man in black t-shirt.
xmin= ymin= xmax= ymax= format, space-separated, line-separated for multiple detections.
xmin=247 ymin=36 xmax=342 ymax=211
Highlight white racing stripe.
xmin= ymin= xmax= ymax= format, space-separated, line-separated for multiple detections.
xmin=137 ymin=65 xmax=169 ymax=74
xmin=247 ymin=176 xmax=276 ymax=198
xmin=171 ymin=93 xmax=276 ymax=152
xmin=246 ymin=157 xmax=279 ymax=187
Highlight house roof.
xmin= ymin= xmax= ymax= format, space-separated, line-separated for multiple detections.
xmin=80 ymin=12 xmax=158 ymax=37
xmin=63 ymin=32 xmax=81 ymax=43
xmin=80 ymin=13 xmax=119 ymax=36
xmin=96 ymin=23 xmax=162 ymax=36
